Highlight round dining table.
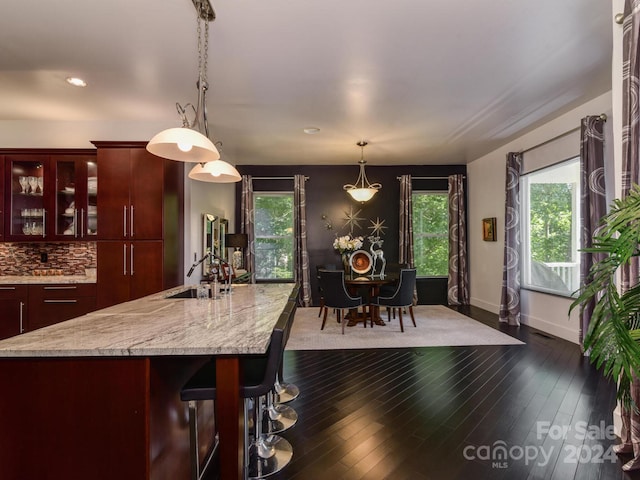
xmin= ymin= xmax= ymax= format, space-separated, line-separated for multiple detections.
xmin=344 ymin=276 xmax=394 ymax=326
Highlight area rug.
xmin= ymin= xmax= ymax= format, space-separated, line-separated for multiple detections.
xmin=285 ymin=305 xmax=524 ymax=351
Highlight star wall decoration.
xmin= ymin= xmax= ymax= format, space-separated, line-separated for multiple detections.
xmin=368 ymin=217 xmax=387 ymax=236
xmin=342 ymin=206 xmax=366 ymax=234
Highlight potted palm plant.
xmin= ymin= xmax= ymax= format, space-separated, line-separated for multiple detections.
xmin=570 ymin=184 xmax=640 ymax=406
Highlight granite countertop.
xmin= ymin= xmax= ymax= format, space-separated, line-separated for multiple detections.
xmin=0 ymin=275 xmax=96 ymax=284
xmin=0 ymin=283 xmax=295 ymax=357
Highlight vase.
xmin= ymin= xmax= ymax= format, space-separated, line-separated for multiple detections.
xmin=342 ymin=253 xmax=352 ymax=278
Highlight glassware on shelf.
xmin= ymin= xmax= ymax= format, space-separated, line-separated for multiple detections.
xmin=28 ymin=176 xmax=38 ymax=195
xmin=18 ymin=176 xmax=28 ymax=194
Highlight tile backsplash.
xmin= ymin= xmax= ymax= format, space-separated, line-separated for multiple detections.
xmin=0 ymin=242 xmax=97 ymax=276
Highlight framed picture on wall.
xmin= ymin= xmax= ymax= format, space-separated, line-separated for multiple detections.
xmin=482 ymin=217 xmax=497 ymax=241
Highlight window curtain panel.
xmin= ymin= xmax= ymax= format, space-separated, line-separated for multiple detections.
xmin=294 ymin=175 xmax=311 ymax=306
xmin=579 ymin=115 xmax=606 ymax=347
xmin=240 ymin=175 xmax=255 ymax=282
xmin=499 ymin=152 xmax=522 ymax=326
xmin=618 ymin=3 xmax=640 ymax=458
xmin=621 ymin=0 xmax=640 ymax=292
xmin=447 ymin=174 xmax=469 ymax=305
xmin=398 ymin=175 xmax=414 ymax=267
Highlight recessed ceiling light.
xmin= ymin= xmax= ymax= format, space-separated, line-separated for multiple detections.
xmin=66 ymin=77 xmax=87 ymax=87
xmin=303 ymin=127 xmax=320 ymax=135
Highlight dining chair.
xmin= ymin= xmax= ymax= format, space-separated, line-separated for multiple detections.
xmin=378 ymin=263 xmax=409 ymax=320
xmin=318 ymin=269 xmax=366 ymax=334
xmin=316 ymin=264 xmax=337 ymax=318
xmin=372 ymin=268 xmax=417 ymax=332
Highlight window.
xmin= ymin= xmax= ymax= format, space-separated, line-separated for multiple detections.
xmin=412 ymin=191 xmax=449 ymax=277
xmin=520 ymin=157 xmax=579 ymax=296
xmin=253 ymin=192 xmax=294 ymax=280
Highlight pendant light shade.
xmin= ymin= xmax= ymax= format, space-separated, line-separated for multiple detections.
xmin=344 ymin=141 xmax=381 ymax=202
xmin=188 ymin=160 xmax=241 ymax=183
xmin=147 ymin=127 xmax=220 ymax=163
xmin=146 ymin=0 xmax=240 ymax=182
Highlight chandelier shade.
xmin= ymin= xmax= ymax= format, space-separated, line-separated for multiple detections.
xmin=346 ymin=185 xmax=378 ymax=202
xmin=343 ymin=141 xmax=381 ymax=202
xmin=147 ymin=127 xmax=220 ymax=163
xmin=188 ymin=160 xmax=241 ymax=183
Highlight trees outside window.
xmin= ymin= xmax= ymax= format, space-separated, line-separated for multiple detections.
xmin=521 ymin=157 xmax=579 ymax=295
xmin=412 ymin=191 xmax=449 ymax=277
xmin=253 ymin=193 xmax=294 ymax=280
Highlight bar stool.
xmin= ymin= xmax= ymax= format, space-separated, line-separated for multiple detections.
xmin=180 ymin=302 xmax=296 ymax=480
xmin=274 ymin=296 xmax=300 ymax=404
xmin=265 ymin=297 xmax=298 ymax=433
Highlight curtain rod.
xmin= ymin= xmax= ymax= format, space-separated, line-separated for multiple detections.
xmin=251 ymin=176 xmax=309 ymax=181
xmin=519 ymin=113 xmax=607 ymax=155
xmin=396 ymin=175 xmax=465 ymax=180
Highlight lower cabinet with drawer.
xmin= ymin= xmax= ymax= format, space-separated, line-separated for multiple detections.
xmin=0 ymin=285 xmax=28 ymax=340
xmin=27 ymin=284 xmax=97 ymax=331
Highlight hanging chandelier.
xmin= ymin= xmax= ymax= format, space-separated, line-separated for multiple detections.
xmin=343 ymin=141 xmax=381 ymax=202
xmin=146 ymin=0 xmax=240 ymax=183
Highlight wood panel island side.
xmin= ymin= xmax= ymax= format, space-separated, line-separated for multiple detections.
xmin=0 ymin=283 xmax=295 ymax=480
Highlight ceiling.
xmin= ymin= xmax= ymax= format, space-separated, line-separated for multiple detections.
xmin=0 ymin=0 xmax=613 ymax=166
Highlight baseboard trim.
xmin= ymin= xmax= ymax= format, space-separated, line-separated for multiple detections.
xmin=521 ymin=313 xmax=579 ymax=344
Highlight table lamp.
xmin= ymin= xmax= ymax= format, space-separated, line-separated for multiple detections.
xmin=225 ymin=233 xmax=248 ymax=270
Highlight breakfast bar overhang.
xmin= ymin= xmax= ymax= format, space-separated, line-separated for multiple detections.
xmin=0 ymin=283 xmax=295 ymax=480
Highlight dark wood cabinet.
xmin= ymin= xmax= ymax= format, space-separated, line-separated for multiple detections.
xmin=96 ymin=146 xmax=163 ymax=240
xmin=96 ymin=241 xmax=164 ymax=309
xmin=0 ymin=285 xmax=27 ymax=340
xmin=93 ymin=141 xmax=183 ymax=309
xmin=0 ymin=283 xmax=97 ymax=338
xmin=2 ymin=150 xmax=97 ymax=242
xmin=27 ymin=283 xmax=96 ymax=331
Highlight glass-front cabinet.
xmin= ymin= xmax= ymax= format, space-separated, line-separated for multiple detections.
xmin=7 ymin=155 xmax=48 ymax=240
xmin=54 ymin=155 xmax=97 ymax=240
xmin=5 ymin=152 xmax=97 ymax=241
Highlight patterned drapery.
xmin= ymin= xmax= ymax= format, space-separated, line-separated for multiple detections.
xmin=447 ymin=174 xmax=469 ymax=305
xmin=399 ymin=175 xmax=414 ymax=267
xmin=621 ymin=0 xmax=640 ymax=292
xmin=499 ymin=152 xmax=522 ymax=326
xmin=294 ymin=175 xmax=311 ymax=306
xmin=579 ymin=115 xmax=606 ymax=347
xmin=618 ymin=3 xmax=640 ymax=459
xmin=240 ymin=175 xmax=255 ymax=282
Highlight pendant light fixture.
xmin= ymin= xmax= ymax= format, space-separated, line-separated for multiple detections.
xmin=188 ymin=142 xmax=241 ymax=183
xmin=146 ymin=0 xmax=240 ymax=182
xmin=343 ymin=141 xmax=381 ymax=202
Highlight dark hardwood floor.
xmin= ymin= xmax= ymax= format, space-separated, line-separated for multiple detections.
xmin=261 ymin=306 xmax=638 ymax=480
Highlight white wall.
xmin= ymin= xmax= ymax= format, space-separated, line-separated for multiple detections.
xmin=183 ymin=177 xmax=236 ymax=286
xmin=0 ymin=120 xmax=171 ymax=148
xmin=467 ymin=91 xmax=613 ymax=343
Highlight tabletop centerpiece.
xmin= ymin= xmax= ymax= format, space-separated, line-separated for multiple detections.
xmin=333 ymin=234 xmax=363 ymax=277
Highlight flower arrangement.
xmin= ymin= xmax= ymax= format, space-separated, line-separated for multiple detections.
xmin=333 ymin=234 xmax=363 ymax=254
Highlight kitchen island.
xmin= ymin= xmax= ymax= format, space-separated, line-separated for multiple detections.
xmin=0 ymin=282 xmax=295 ymax=480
